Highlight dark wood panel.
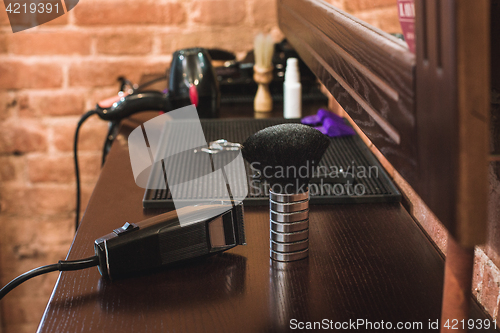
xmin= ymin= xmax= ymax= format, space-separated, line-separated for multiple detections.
xmin=485 ymin=0 xmax=500 ymax=266
xmin=414 ymin=0 xmax=460 ymax=239
xmin=415 ymin=0 xmax=490 ymax=246
xmin=278 ymin=0 xmax=417 ymax=184
xmin=279 ymin=0 xmax=490 ymax=246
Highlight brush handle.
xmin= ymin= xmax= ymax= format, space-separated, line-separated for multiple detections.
xmin=253 ymin=65 xmax=273 ymax=113
xmin=269 ymin=189 xmax=310 ymax=262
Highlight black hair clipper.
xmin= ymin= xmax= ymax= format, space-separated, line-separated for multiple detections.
xmin=94 ymin=203 xmax=245 ymax=279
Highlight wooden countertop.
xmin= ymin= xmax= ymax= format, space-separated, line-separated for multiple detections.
xmin=37 ymin=110 xmax=496 ymax=332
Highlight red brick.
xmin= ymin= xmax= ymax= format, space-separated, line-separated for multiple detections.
xmin=1 ymin=323 xmax=40 ymax=333
xmin=472 ymin=249 xmax=486 ymax=298
xmin=354 ymin=6 xmax=402 ymax=34
xmin=376 ymin=6 xmax=402 ymax=34
xmin=345 ymin=0 xmax=397 ymax=12
xmin=27 ymin=153 xmax=100 ymax=183
xmin=0 ymin=91 xmax=17 ymax=121
xmin=480 ymin=260 xmax=500 ymax=317
xmin=0 ymin=185 xmax=75 ymax=215
xmin=0 ymin=155 xmax=24 ymax=182
xmin=0 ymin=217 xmax=62 ymax=317
xmin=41 ymin=11 xmax=68 ymax=26
xmin=74 ymin=0 xmax=185 ymax=25
xmin=17 ymin=94 xmax=33 ymax=117
xmin=0 ymin=220 xmax=70 ymax=270
xmin=0 ymin=241 xmax=72 ymax=275
xmin=8 ymin=32 xmax=91 ymax=55
xmin=18 ymin=94 xmax=29 ymax=109
xmin=96 ymin=32 xmax=153 ymax=55
xmin=40 ymin=92 xmax=86 ymax=116
xmin=51 ymin=121 xmax=77 ymax=152
xmin=0 ymin=34 xmax=7 ymax=53
xmin=0 ymin=220 xmax=35 ymax=271
xmin=0 ymin=62 xmax=63 ymax=89
xmin=0 ymin=120 xmax=48 ymax=154
xmin=69 ymin=60 xmax=169 ymax=87
xmin=0 ymin=186 xmax=27 ymax=214
xmin=32 ymin=186 xmax=76 ymax=215
xmin=28 ymin=155 xmax=74 ymax=183
xmin=192 ymin=0 xmax=246 ymax=25
xmin=0 ymin=215 xmax=73 ymax=273
xmin=0 ymin=156 xmax=16 ymax=182
xmin=19 ymin=92 xmax=86 ymax=117
xmin=0 ymin=297 xmax=48 ymax=325
xmin=324 ymin=0 xmax=346 ymax=9
xmin=52 ymin=117 xmax=109 ymax=152
xmin=252 ymin=0 xmax=277 ymax=26
xmin=0 ymin=0 xmax=10 ymax=26
xmin=38 ymin=216 xmax=74 ymax=247
xmin=79 ymin=153 xmax=102 ymax=182
xmin=163 ymin=28 xmax=254 ymax=54
xmin=352 ymin=10 xmax=378 ymax=27
xmin=0 ymin=258 xmax=66 ymax=318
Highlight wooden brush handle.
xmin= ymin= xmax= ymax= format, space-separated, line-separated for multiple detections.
xmin=254 ymin=65 xmax=273 ymax=112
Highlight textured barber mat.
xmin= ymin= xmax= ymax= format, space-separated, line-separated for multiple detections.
xmin=143 ymin=118 xmax=400 ymax=208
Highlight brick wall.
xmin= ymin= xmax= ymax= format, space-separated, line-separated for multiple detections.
xmin=0 ymin=1 xmax=400 ymax=332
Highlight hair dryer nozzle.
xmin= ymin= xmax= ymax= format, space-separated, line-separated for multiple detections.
xmin=95 ymin=91 xmax=172 ymax=121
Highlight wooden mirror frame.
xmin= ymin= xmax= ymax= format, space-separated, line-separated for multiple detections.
xmin=278 ymin=0 xmax=490 ymax=248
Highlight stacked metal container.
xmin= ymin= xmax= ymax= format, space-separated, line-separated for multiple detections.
xmin=269 ymin=189 xmax=309 ymax=261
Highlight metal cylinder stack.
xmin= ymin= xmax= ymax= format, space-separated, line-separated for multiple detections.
xmin=269 ymin=189 xmax=309 ymax=261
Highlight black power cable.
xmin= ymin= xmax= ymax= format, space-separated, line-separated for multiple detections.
xmin=0 ymin=256 xmax=99 ymax=300
xmin=75 ymin=75 xmax=166 ymax=230
xmin=74 ymin=110 xmax=97 ymax=231
xmin=136 ymin=75 xmax=167 ymax=91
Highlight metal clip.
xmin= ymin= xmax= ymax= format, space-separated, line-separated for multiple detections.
xmin=194 ymin=139 xmax=242 ymax=154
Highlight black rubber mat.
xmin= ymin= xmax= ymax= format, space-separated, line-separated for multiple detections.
xmin=143 ymin=118 xmax=400 ymax=208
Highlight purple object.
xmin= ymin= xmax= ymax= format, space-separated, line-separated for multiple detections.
xmin=302 ymin=108 xmax=355 ymax=137
xmin=314 ymin=117 xmax=356 ymax=137
xmin=301 ymin=108 xmax=340 ymax=125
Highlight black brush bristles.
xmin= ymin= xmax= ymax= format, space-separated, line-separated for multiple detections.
xmin=242 ymin=123 xmax=330 ymax=193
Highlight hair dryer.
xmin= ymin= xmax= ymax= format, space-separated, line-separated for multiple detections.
xmin=95 ymin=47 xmax=220 ymax=121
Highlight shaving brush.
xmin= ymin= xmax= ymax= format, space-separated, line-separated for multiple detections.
xmin=242 ymin=124 xmax=330 ymax=261
xmin=253 ymin=33 xmax=274 ymax=113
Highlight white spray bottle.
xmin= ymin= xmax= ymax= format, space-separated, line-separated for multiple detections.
xmin=283 ymin=58 xmax=302 ymax=119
